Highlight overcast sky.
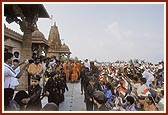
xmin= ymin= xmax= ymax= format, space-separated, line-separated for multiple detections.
xmin=4 ymin=3 xmax=165 ymax=64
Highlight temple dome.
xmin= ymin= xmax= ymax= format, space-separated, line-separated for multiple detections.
xmin=32 ymin=29 xmax=45 ymax=39
xmin=60 ymin=43 xmax=70 ymax=51
xmin=32 ymin=29 xmax=48 ymax=45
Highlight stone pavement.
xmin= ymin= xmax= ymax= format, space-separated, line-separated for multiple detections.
xmin=41 ymin=82 xmax=86 ymax=111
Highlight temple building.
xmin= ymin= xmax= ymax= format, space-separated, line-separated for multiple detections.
xmin=47 ymin=22 xmax=71 ymax=60
xmin=4 ymin=22 xmax=71 ymax=60
xmin=4 ymin=23 xmax=71 ymax=90
xmin=4 ymin=4 xmax=71 ymax=61
xmin=4 ymin=4 xmax=71 ymax=90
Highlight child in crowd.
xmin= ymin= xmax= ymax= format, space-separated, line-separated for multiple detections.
xmin=24 ymin=74 xmax=42 ymax=111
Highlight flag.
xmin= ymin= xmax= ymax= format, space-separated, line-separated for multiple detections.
xmin=118 ymin=87 xmax=127 ymax=98
xmin=122 ymin=78 xmax=131 ymax=90
xmin=140 ymin=88 xmax=151 ymax=97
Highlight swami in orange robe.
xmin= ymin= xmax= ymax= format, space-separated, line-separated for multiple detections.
xmin=71 ymin=64 xmax=79 ymax=82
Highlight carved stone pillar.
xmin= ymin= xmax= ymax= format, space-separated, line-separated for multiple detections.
xmin=21 ymin=29 xmax=33 ymax=60
xmin=12 ymin=5 xmax=38 ymax=90
xmin=16 ymin=28 xmax=33 ymax=90
xmin=5 ymin=4 xmax=49 ymax=90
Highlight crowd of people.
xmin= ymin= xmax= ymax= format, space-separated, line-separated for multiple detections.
xmin=4 ymin=51 xmax=165 ymax=111
xmin=80 ymin=60 xmax=164 ymax=111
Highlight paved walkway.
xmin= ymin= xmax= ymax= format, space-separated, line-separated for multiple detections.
xmin=41 ymin=82 xmax=86 ymax=111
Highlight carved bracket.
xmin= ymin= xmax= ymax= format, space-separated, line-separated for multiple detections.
xmin=6 ymin=4 xmax=39 ymax=33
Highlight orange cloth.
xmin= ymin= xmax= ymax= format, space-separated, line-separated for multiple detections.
xmin=55 ymin=65 xmax=62 ymax=72
xmin=76 ymin=62 xmax=81 ymax=73
xmin=117 ymin=86 xmax=127 ymax=93
xmin=63 ymin=62 xmax=70 ymax=82
xmin=71 ymin=66 xmax=79 ymax=81
xmin=28 ymin=63 xmax=43 ymax=75
xmin=141 ymin=88 xmax=149 ymax=94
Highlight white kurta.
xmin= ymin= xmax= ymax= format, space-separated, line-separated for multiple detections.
xmin=136 ymin=84 xmax=150 ymax=97
xmin=4 ymin=63 xmax=19 ymax=89
xmin=142 ymin=71 xmax=154 ymax=87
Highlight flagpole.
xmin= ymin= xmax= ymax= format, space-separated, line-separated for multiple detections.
xmin=51 ymin=18 xmax=52 ymax=26
xmin=50 ymin=15 xmax=53 ymax=26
